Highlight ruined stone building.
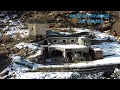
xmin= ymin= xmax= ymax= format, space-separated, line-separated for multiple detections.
xmin=28 ymin=19 xmax=47 ymax=40
xmin=47 ymin=37 xmax=78 ymax=44
xmin=28 ymin=19 xmax=103 ymax=62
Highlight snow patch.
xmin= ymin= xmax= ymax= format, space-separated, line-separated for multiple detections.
xmin=15 ymin=42 xmax=40 ymax=50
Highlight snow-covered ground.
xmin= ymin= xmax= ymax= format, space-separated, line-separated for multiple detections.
xmin=74 ymin=28 xmax=90 ymax=33
xmin=2 ymin=26 xmax=120 ymax=79
xmin=16 ymin=72 xmax=73 ymax=79
xmin=0 ymin=55 xmax=73 ymax=79
xmin=15 ymin=42 xmax=40 ymax=50
xmin=0 ymin=55 xmax=106 ymax=79
xmin=2 ymin=28 xmax=120 ymax=79
xmin=93 ymin=30 xmax=115 ymax=41
xmin=12 ymin=31 xmax=120 ymax=79
xmin=2 ymin=41 xmax=120 ymax=79
xmin=5 ymin=28 xmax=29 ymax=38
xmin=1 ymin=14 xmax=120 ymax=79
xmin=50 ymin=44 xmax=88 ymax=49
xmin=15 ymin=42 xmax=43 ymax=60
xmin=91 ymin=42 xmax=120 ymax=56
xmin=56 ymin=28 xmax=90 ymax=35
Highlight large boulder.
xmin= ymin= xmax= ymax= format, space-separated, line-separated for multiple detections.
xmin=70 ymin=72 xmax=80 ymax=79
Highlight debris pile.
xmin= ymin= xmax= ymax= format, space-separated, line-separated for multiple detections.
xmin=14 ymin=42 xmax=43 ymax=63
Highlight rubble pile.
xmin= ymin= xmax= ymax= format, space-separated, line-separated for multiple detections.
xmin=70 ymin=72 xmax=105 ymax=79
xmin=110 ymin=68 xmax=120 ymax=79
xmin=14 ymin=43 xmax=43 ymax=63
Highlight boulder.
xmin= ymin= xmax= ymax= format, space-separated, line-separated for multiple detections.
xmin=70 ymin=72 xmax=80 ymax=79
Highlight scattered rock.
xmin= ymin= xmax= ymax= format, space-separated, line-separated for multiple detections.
xmin=70 ymin=72 xmax=80 ymax=79
xmin=111 ymin=68 xmax=120 ymax=79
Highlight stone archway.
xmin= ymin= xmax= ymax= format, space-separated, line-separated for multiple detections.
xmin=51 ymin=50 xmax=64 ymax=63
xmin=67 ymin=52 xmax=73 ymax=62
xmin=52 ymin=50 xmax=63 ymax=57
xmin=44 ymin=40 xmax=48 ymax=45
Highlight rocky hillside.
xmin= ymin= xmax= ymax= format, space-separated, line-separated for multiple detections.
xmin=19 ymin=11 xmax=112 ymax=29
xmin=1 ymin=11 xmax=120 ymax=35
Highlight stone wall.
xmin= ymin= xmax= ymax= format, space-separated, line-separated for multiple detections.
xmin=28 ymin=23 xmax=46 ymax=41
xmin=78 ymin=37 xmax=91 ymax=46
xmin=28 ymin=23 xmax=36 ymax=37
xmin=48 ymin=37 xmax=78 ymax=44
